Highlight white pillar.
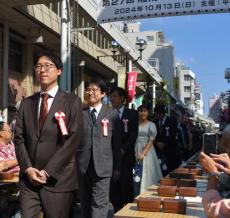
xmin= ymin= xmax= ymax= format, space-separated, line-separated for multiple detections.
xmin=60 ymin=0 xmax=71 ymax=92
xmin=152 ymin=82 xmax=156 ymax=105
xmin=128 ymin=60 xmax=132 ymax=72
xmin=67 ymin=3 xmax=71 ymax=91
xmin=2 ymin=21 xmax=9 ymax=122
xmin=77 ymin=61 xmax=85 ymax=100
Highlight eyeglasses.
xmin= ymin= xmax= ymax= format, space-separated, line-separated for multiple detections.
xmin=34 ymin=63 xmax=56 ymax=72
xmin=1 ymin=129 xmax=12 ymax=134
xmin=85 ymin=88 xmax=101 ymax=93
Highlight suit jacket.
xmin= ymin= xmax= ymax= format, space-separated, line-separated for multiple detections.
xmin=154 ymin=116 xmax=179 ymax=155
xmin=120 ymin=108 xmax=138 ymax=167
xmin=14 ymin=89 xmax=82 ymax=192
xmin=76 ymin=105 xmax=121 ymax=178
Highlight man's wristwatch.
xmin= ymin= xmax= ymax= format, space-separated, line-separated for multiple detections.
xmin=208 ymin=172 xmax=220 ymax=180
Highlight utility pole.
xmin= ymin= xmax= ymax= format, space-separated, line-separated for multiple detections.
xmin=60 ymin=0 xmax=71 ymax=92
xmin=2 ymin=21 xmax=9 ymax=122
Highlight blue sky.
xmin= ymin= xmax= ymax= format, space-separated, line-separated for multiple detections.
xmin=140 ymin=13 xmax=230 ymax=116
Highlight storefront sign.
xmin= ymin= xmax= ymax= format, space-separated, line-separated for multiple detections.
xmin=127 ymin=71 xmax=137 ymax=102
xmin=98 ymin=0 xmax=230 ymax=23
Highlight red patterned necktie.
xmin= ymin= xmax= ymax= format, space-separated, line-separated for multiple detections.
xmin=39 ymin=93 xmax=49 ymax=130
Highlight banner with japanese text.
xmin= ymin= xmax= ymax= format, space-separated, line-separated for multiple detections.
xmin=127 ymin=71 xmax=138 ymax=102
xmin=98 ymin=0 xmax=230 ymax=23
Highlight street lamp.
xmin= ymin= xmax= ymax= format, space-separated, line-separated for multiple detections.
xmin=97 ymin=40 xmax=130 ymax=64
xmin=109 ymin=40 xmax=131 ymax=63
xmin=109 ymin=41 xmax=131 ymax=92
xmin=97 ymin=39 xmax=147 ymax=94
xmin=111 ymin=40 xmax=119 ymax=55
xmin=110 ymin=38 xmax=147 ymax=62
xmin=135 ymin=38 xmax=147 ymax=61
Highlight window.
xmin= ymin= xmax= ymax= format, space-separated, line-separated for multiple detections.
xmin=44 ymin=2 xmax=61 ymax=16
xmin=196 ymin=105 xmax=200 ymax=110
xmin=157 ymin=32 xmax=164 ymax=44
xmin=184 ymin=75 xmax=190 ymax=81
xmin=148 ymin=58 xmax=159 ymax=69
xmin=184 ymin=86 xmax=191 ymax=92
xmin=146 ymin=35 xmax=154 ymax=41
xmin=148 ymin=59 xmax=157 ymax=68
xmin=195 ymin=93 xmax=201 ymax=100
xmin=184 ymin=98 xmax=191 ymax=105
xmin=51 ymin=2 xmax=59 ymax=15
xmin=9 ymin=39 xmax=22 ymax=72
xmin=149 ymin=60 xmax=157 ymax=67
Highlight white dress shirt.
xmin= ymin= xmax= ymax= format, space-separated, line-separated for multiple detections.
xmin=89 ymin=103 xmax=102 ymax=119
xmin=38 ymin=85 xmax=59 ymax=117
xmin=118 ymin=105 xmax=125 ymax=119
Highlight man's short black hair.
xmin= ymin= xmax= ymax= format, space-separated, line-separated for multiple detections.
xmin=154 ymin=103 xmax=167 ymax=114
xmin=85 ymin=78 xmax=107 ymax=93
xmin=34 ymin=51 xmax=63 ymax=71
xmin=110 ymin=87 xmax=127 ymax=99
xmin=0 ymin=121 xmax=5 ymax=131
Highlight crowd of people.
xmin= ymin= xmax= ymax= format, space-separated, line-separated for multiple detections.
xmin=0 ymin=51 xmax=228 ymax=218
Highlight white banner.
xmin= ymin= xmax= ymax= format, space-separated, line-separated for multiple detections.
xmin=98 ymin=0 xmax=230 ymax=23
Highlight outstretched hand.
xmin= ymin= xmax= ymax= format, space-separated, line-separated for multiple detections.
xmin=199 ymin=152 xmax=219 ymax=174
xmin=211 ymin=153 xmax=230 ymax=176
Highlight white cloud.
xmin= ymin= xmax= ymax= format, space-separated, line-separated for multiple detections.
xmin=176 ymin=57 xmax=197 ymax=65
xmin=188 ymin=57 xmax=197 ymax=64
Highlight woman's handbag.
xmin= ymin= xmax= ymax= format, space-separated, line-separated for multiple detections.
xmin=133 ymin=160 xmax=143 ymax=196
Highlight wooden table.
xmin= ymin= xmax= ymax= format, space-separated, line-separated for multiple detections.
xmin=0 ymin=175 xmax=19 ymax=183
xmin=115 ymin=189 xmax=207 ymax=218
xmin=114 ymin=203 xmax=206 ymax=218
xmin=114 ymin=174 xmax=208 ymax=217
xmin=0 ymin=175 xmax=19 ymax=197
xmin=0 ymin=175 xmax=19 ymax=216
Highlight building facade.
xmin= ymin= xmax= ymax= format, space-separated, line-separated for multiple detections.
xmin=175 ymin=63 xmax=196 ymax=110
xmin=209 ymin=94 xmax=223 ymax=124
xmin=0 ymin=0 xmax=162 ymax=121
xmin=123 ymin=22 xmax=176 ymax=95
xmin=194 ymin=83 xmax=204 ymax=116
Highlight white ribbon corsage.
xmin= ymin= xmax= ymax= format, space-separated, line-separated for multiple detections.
xmin=101 ymin=118 xmax=109 ymax=137
xmin=122 ymin=118 xmax=129 ymax=133
xmin=165 ymin=126 xmax=170 ymax=137
xmin=54 ymin=112 xmax=69 ymax=136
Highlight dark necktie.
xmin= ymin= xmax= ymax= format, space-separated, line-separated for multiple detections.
xmin=118 ymin=109 xmax=122 ymax=119
xmin=91 ymin=108 xmax=97 ymax=124
xmin=159 ymin=119 xmax=162 ymax=128
xmin=39 ymin=93 xmax=49 ymax=130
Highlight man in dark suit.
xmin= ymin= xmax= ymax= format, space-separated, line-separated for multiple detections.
xmin=14 ymin=51 xmax=82 ymax=218
xmin=153 ymin=103 xmax=181 ymax=176
xmin=109 ymin=87 xmax=138 ymax=212
xmin=77 ymin=78 xmax=121 ymax=218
